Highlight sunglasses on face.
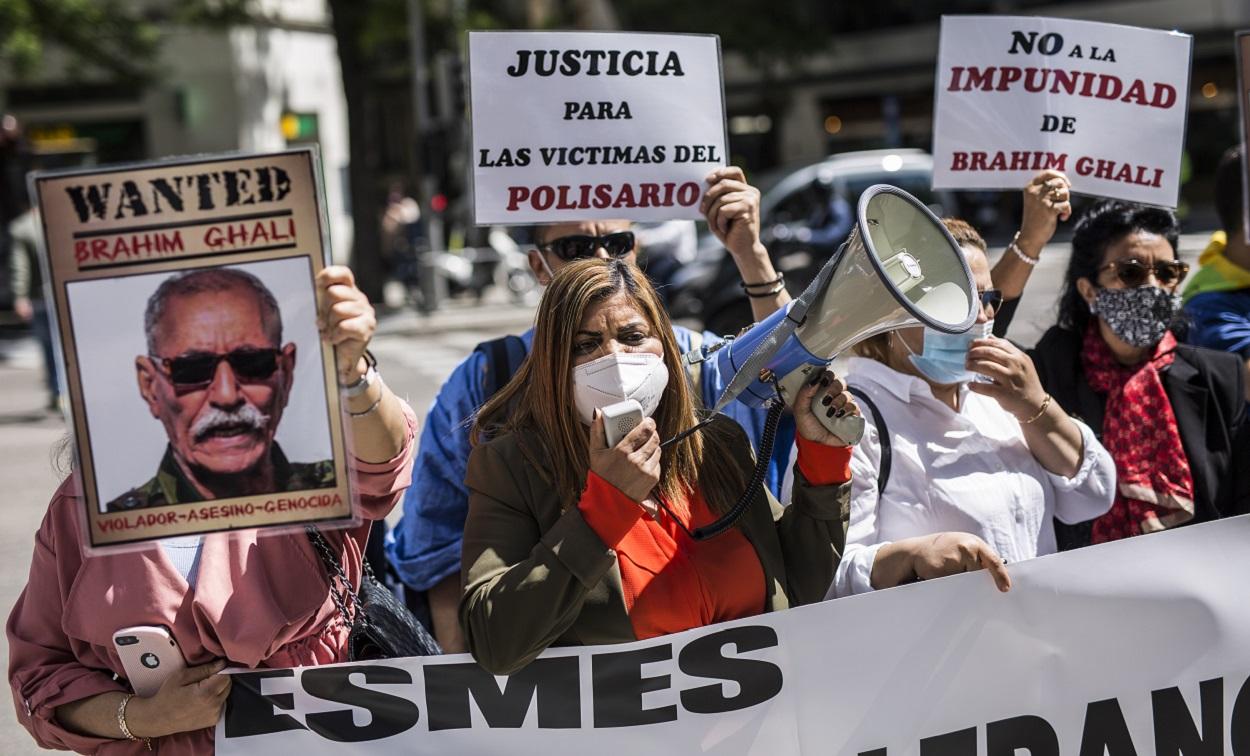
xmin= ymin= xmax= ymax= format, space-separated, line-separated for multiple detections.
xmin=1097 ymin=258 xmax=1189 ymax=288
xmin=153 ymin=347 xmax=281 ymax=389
xmin=539 ymin=231 xmax=636 ymax=261
xmin=979 ymin=288 xmax=1003 ymax=316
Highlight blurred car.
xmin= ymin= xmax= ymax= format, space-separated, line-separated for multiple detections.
xmin=667 ymin=149 xmax=959 ymax=338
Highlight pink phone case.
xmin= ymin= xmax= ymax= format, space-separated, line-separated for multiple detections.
xmin=112 ymin=626 xmax=188 ymax=697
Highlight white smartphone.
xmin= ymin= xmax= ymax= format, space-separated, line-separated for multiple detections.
xmin=113 ymin=625 xmax=188 ymax=697
xmin=602 ymin=399 xmax=644 ymax=448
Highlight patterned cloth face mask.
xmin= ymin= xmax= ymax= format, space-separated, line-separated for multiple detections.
xmin=1091 ymin=285 xmax=1181 ymax=348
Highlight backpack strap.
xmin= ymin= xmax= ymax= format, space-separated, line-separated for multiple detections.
xmin=847 ymin=386 xmax=891 ymax=497
xmin=476 ymin=335 xmax=528 ymax=399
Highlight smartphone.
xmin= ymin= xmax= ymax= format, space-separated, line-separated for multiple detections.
xmin=602 ymin=399 xmax=644 ymax=448
xmin=113 ymin=625 xmax=188 ymax=697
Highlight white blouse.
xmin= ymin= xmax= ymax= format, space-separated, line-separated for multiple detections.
xmin=824 ymin=356 xmax=1115 ymax=598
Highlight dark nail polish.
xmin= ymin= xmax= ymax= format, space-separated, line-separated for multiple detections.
xmin=819 ymin=376 xmax=831 ymax=388
xmin=821 ymin=395 xmax=832 ymax=406
xmin=835 ymin=409 xmax=846 ymax=418
xmin=826 ymin=407 xmax=835 ymax=418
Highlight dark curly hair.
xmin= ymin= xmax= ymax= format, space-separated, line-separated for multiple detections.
xmin=1056 ymin=200 xmax=1180 ymax=333
xmin=1214 ymin=146 xmax=1244 ymax=237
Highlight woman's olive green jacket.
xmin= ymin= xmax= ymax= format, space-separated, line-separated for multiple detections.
xmin=460 ymin=416 xmax=851 ymax=675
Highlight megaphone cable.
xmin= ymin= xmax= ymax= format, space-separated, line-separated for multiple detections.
xmin=655 ymin=378 xmax=786 ymax=542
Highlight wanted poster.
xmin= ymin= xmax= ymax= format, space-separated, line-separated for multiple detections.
xmin=932 ymin=16 xmax=1192 ymax=207
xmin=469 ymin=31 xmax=728 ymax=224
xmin=32 ymin=149 xmax=354 ymax=548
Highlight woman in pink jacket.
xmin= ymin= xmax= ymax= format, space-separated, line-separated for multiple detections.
xmin=7 ymin=267 xmax=417 ymax=754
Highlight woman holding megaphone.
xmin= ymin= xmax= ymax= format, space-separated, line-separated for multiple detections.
xmin=459 ymin=258 xmax=997 ymax=674
xmin=826 ymin=219 xmax=1116 ymax=599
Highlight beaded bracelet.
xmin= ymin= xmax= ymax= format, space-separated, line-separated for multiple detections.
xmin=1007 ymin=231 xmax=1039 ymax=266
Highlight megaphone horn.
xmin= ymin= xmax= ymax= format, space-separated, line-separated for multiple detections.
xmin=711 ymin=184 xmax=978 ymax=444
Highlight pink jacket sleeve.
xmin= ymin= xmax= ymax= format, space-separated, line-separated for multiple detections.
xmin=351 ymin=399 xmax=418 ymax=520
xmin=7 ymin=481 xmax=131 ymax=753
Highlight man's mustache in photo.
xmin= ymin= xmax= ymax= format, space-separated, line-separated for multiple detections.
xmin=191 ymin=403 xmax=271 ymax=442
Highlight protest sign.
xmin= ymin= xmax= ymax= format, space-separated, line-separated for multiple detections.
xmin=468 ymin=31 xmax=728 ymax=224
xmin=1237 ymin=31 xmax=1250 ymax=239
xmin=217 ymin=515 xmax=1250 ymax=755
xmin=932 ymin=16 xmax=1192 ymax=207
xmin=31 ymin=149 xmax=354 ymax=549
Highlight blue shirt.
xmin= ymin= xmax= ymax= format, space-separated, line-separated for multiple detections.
xmin=1184 ymin=290 xmax=1250 ymax=359
xmin=386 ymin=325 xmax=795 ymax=592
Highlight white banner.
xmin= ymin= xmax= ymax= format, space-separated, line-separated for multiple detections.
xmin=217 ymin=516 xmax=1250 ymax=754
xmin=932 ymin=16 xmax=1192 ymax=207
xmin=468 ymin=31 xmax=728 ymax=224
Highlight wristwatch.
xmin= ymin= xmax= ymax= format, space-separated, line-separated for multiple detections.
xmin=340 ymin=350 xmax=379 ymax=397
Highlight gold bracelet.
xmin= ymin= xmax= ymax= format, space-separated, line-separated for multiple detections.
xmin=1019 ymin=393 xmax=1052 ymax=425
xmin=117 ymin=694 xmax=152 ymax=750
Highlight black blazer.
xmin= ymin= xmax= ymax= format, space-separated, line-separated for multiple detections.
xmin=1028 ymin=326 xmax=1250 ymax=547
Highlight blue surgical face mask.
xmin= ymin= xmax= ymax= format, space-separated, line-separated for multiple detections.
xmin=902 ymin=321 xmax=993 ymax=385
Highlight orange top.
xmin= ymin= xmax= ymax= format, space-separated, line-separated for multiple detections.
xmin=577 ymin=438 xmax=852 ymax=640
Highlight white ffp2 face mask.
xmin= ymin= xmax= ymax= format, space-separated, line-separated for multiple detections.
xmin=572 ymin=352 xmax=669 ymax=425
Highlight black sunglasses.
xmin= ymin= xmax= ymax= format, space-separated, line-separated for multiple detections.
xmin=1097 ymin=258 xmax=1189 ymax=288
xmin=153 ymin=348 xmax=281 ymax=389
xmin=979 ymin=288 xmax=1003 ymax=315
xmin=539 ymin=231 xmax=635 ymax=261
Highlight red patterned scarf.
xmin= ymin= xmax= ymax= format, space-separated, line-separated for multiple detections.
xmin=1081 ymin=324 xmax=1194 ymax=542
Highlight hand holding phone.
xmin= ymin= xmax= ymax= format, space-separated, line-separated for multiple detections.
xmin=113 ymin=625 xmax=188 ymax=697
xmin=602 ymin=400 xmax=644 ymax=448
xmin=588 ymin=403 xmax=661 ymax=503
xmin=120 ymin=660 xmax=232 ymax=739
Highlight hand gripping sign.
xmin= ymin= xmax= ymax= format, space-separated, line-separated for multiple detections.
xmin=31 ymin=149 xmax=357 ymax=549
xmin=469 ymin=31 xmax=729 ymax=224
xmin=932 ymin=16 xmax=1192 ymax=207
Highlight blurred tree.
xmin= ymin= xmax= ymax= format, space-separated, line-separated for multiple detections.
xmin=0 ymin=0 xmax=161 ymax=81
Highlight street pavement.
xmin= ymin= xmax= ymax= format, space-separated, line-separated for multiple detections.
xmin=0 ymin=233 xmax=1209 ymax=752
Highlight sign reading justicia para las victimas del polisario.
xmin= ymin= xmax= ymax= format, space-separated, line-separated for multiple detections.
xmin=469 ymin=31 xmax=728 ymax=224
xmin=932 ymin=16 xmax=1192 ymax=207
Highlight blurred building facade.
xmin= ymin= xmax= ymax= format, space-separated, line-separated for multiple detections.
xmin=0 ymin=0 xmax=353 ymax=259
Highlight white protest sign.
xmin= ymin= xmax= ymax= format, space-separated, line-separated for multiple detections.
xmin=469 ymin=31 xmax=727 ymax=224
xmin=932 ymin=16 xmax=1192 ymax=207
xmin=217 ymin=515 xmax=1250 ymax=754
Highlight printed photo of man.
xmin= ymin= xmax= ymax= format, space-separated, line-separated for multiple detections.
xmin=106 ymin=267 xmax=334 ymax=512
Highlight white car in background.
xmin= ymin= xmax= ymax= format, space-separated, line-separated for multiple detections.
xmin=665 ymin=149 xmax=959 ymax=337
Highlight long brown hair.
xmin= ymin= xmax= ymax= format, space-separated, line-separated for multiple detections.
xmin=473 ymin=259 xmax=747 ymax=513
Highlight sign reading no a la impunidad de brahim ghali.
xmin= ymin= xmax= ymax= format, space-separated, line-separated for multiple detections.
xmin=469 ymin=31 xmax=728 ymax=224
xmin=932 ymin=16 xmax=1191 ymax=207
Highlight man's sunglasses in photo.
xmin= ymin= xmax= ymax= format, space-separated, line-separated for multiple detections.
xmin=1097 ymin=258 xmax=1190 ymax=288
xmin=539 ymin=231 xmax=636 ymax=261
xmin=153 ymin=348 xmax=281 ymax=389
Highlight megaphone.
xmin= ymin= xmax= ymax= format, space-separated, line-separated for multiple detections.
xmin=709 ymin=184 xmax=978 ymax=444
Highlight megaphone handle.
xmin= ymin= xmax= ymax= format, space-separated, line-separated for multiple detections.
xmin=812 ymin=397 xmax=866 ymax=446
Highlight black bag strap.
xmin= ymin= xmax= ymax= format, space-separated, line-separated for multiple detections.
xmin=476 ymin=334 xmax=528 ymax=399
xmin=848 ymin=386 xmax=891 ymax=497
xmin=305 ymin=527 xmax=359 ymax=628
